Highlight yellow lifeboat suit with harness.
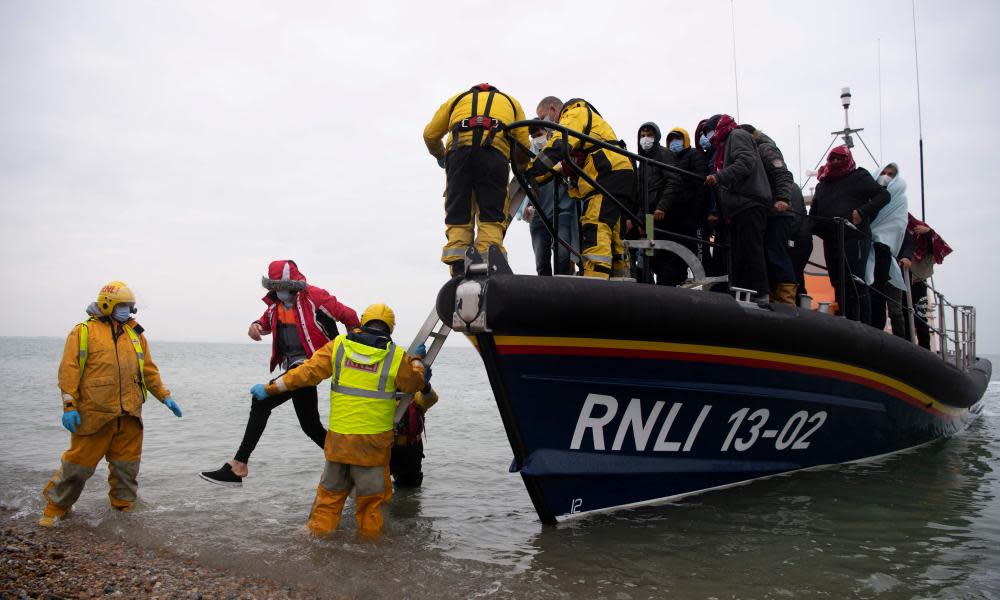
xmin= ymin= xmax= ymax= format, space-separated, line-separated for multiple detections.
xmin=423 ymin=84 xmax=531 ymax=274
xmin=43 ymin=287 xmax=173 ymax=520
xmin=527 ymin=99 xmax=634 ymax=279
xmin=263 ymin=307 xmax=424 ymax=537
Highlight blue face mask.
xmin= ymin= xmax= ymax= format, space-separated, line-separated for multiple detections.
xmin=668 ymin=139 xmax=684 ymax=154
xmin=276 ymin=290 xmax=293 ymax=304
xmin=112 ymin=304 xmax=132 ymax=323
xmin=699 ymin=133 xmax=712 ymax=151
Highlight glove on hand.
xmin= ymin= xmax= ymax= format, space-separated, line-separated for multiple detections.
xmin=250 ymin=384 xmax=269 ymax=400
xmin=62 ymin=410 xmax=81 ymax=433
xmin=437 ymin=157 xmax=446 ymax=169
xmin=413 ymin=343 xmax=427 ymax=359
xmin=423 ymin=364 xmax=432 ymax=385
xmin=164 ymin=397 xmax=182 ymax=418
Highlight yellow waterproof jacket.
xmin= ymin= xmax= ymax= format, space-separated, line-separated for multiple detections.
xmin=529 ymin=99 xmax=634 ymax=200
xmin=266 ymin=336 xmax=425 ymax=466
xmin=57 ymin=318 xmax=170 ymax=436
xmin=423 ymin=85 xmax=530 ymax=165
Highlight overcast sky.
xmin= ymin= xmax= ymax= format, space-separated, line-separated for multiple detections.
xmin=2 ymin=0 xmax=997 ymax=353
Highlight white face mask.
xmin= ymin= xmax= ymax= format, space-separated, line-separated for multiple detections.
xmin=639 ymin=136 xmax=655 ymax=151
xmin=877 ymin=174 xmax=892 ymax=187
xmin=531 ymin=135 xmax=547 ymax=152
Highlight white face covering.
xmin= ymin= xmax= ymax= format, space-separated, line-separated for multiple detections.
xmin=639 ymin=136 xmax=655 ymax=151
xmin=877 ymin=174 xmax=893 ymax=187
xmin=531 ymin=135 xmax=548 ymax=152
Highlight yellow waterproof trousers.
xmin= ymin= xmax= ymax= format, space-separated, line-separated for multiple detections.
xmin=579 ymin=194 xmax=628 ymax=279
xmin=307 ymin=460 xmax=388 ymax=538
xmin=441 ymin=145 xmax=510 ymax=268
xmin=42 ymin=416 xmax=143 ymax=517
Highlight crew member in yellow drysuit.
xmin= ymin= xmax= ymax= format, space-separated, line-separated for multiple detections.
xmin=527 ymin=99 xmax=635 ymax=279
xmin=424 ymin=83 xmax=531 ymax=275
xmin=250 ymin=303 xmax=425 ymax=537
xmin=40 ymin=281 xmax=181 ymax=526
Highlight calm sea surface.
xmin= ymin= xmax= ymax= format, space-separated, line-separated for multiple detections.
xmin=0 ymin=337 xmax=997 ymax=599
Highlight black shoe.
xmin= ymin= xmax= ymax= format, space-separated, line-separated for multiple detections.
xmin=199 ymin=463 xmax=243 ymax=487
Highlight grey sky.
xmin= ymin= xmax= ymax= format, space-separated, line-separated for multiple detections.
xmin=2 ymin=0 xmax=997 ymax=352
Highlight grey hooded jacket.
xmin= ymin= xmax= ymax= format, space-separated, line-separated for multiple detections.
xmin=713 ymin=128 xmax=772 ymax=218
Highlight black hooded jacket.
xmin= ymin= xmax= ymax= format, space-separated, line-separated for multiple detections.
xmin=635 ymin=122 xmax=680 ymax=215
xmin=810 ymin=168 xmax=890 ymax=240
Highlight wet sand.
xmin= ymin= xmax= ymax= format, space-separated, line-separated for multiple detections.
xmin=0 ymin=508 xmax=323 ymax=600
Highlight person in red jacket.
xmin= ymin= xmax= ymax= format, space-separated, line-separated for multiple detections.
xmin=199 ymin=260 xmax=360 ymax=486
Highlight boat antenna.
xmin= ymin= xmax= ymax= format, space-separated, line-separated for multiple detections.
xmin=730 ymin=0 xmax=741 ymax=122
xmin=800 ymin=87 xmax=880 ymax=190
xmin=878 ymin=37 xmax=884 ymax=164
xmin=911 ymin=0 xmax=926 ymax=220
xmin=797 ymin=123 xmax=802 ymax=183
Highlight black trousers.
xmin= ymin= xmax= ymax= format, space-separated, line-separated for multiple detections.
xmin=909 ymin=280 xmax=931 ymax=349
xmin=823 ymin=235 xmax=871 ymax=324
xmin=788 ymin=235 xmax=814 ymax=297
xmin=444 ymin=145 xmax=509 ymax=225
xmin=390 ymin=442 xmax=425 ymax=488
xmin=728 ymin=205 xmax=769 ymax=297
xmin=234 ymin=385 xmax=325 ymax=463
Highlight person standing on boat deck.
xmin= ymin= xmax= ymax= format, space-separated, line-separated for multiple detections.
xmin=809 ymin=145 xmax=890 ymax=324
xmin=635 ymin=122 xmax=682 ymax=284
xmin=739 ymin=124 xmax=799 ymax=305
xmin=391 ymin=381 xmax=438 ymax=488
xmin=658 ymin=127 xmax=710 ymax=286
xmin=704 ymin=114 xmax=772 ymax=305
xmin=199 ymin=260 xmax=360 ymax=487
xmin=248 ymin=304 xmax=426 ymax=538
xmin=866 ymin=163 xmax=910 ymax=337
xmin=516 ymin=121 xmax=579 ymax=276
xmin=40 ymin=281 xmax=181 ymax=527
xmin=901 ymin=214 xmax=952 ymax=348
xmin=423 ymin=84 xmax=531 ymax=277
xmin=695 ymin=118 xmax=728 ymax=288
xmin=526 ymin=98 xmax=635 ymax=279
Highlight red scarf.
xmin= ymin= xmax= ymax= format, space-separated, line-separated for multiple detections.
xmin=817 ymin=145 xmax=856 ymax=182
xmin=711 ymin=114 xmax=738 ymax=171
xmin=907 ymin=214 xmax=952 ymax=265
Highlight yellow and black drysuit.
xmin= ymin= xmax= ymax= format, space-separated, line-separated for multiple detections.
xmin=43 ymin=311 xmax=171 ymax=518
xmin=527 ymin=99 xmax=635 ymax=279
xmin=264 ymin=329 xmax=424 ymax=537
xmin=423 ymin=84 xmax=530 ymax=272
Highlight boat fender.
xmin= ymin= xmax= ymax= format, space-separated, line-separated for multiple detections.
xmin=454 ymin=279 xmax=487 ymax=332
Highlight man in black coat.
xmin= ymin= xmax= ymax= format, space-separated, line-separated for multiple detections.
xmin=809 ymin=145 xmax=890 ymax=323
xmin=636 ymin=122 xmax=682 ymax=284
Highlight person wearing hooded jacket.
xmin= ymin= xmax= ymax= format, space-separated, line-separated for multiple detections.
xmin=704 ymin=114 xmax=773 ymax=304
xmin=809 ymin=145 xmax=890 ymax=323
xmin=866 ymin=163 xmax=910 ymax=337
xmin=655 ymin=127 xmax=709 ymax=286
xmin=635 ymin=122 xmax=682 ymax=284
xmin=739 ymin=125 xmax=799 ymax=304
xmin=527 ymin=98 xmax=635 ymax=279
xmin=249 ymin=304 xmax=426 ymax=537
xmin=40 ymin=281 xmax=181 ymax=527
xmin=694 ymin=118 xmax=728 ymax=286
xmin=200 ymin=260 xmax=360 ymax=486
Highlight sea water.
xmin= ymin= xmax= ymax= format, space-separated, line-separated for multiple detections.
xmin=0 ymin=337 xmax=997 ymax=599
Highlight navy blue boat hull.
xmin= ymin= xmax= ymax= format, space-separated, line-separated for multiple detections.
xmin=439 ymin=272 xmax=992 ymax=523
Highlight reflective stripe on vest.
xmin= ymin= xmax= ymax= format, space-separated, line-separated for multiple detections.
xmin=328 ymin=335 xmax=404 ymax=434
xmin=78 ymin=319 xmax=147 ymax=401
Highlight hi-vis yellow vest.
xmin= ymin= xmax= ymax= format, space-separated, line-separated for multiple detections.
xmin=79 ymin=318 xmax=147 ymax=401
xmin=328 ymin=334 xmax=404 ymax=435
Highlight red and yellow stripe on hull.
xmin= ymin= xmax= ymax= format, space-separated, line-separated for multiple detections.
xmin=480 ymin=335 xmax=964 ymax=419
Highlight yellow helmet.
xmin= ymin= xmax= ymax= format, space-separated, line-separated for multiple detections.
xmin=360 ymin=303 xmax=395 ymax=333
xmin=96 ymin=281 xmax=136 ymax=316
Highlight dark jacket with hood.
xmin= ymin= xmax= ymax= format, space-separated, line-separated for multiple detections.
xmin=635 ymin=122 xmax=679 ymax=216
xmin=809 ymin=168 xmax=890 ymax=240
xmin=747 ymin=130 xmax=796 ymax=219
xmin=659 ymin=127 xmax=708 ymax=232
xmin=713 ymin=128 xmax=772 ymax=218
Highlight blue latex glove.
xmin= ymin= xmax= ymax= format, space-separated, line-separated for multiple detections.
xmin=423 ymin=364 xmax=432 ymax=385
xmin=250 ymin=384 xmax=269 ymax=400
xmin=163 ymin=397 xmax=182 ymax=418
xmin=436 ymin=156 xmax=446 ymax=169
xmin=413 ymin=343 xmax=427 ymax=359
xmin=62 ymin=410 xmax=80 ymax=433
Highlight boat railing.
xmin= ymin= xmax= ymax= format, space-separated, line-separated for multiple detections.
xmin=925 ymin=282 xmax=977 ymax=370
